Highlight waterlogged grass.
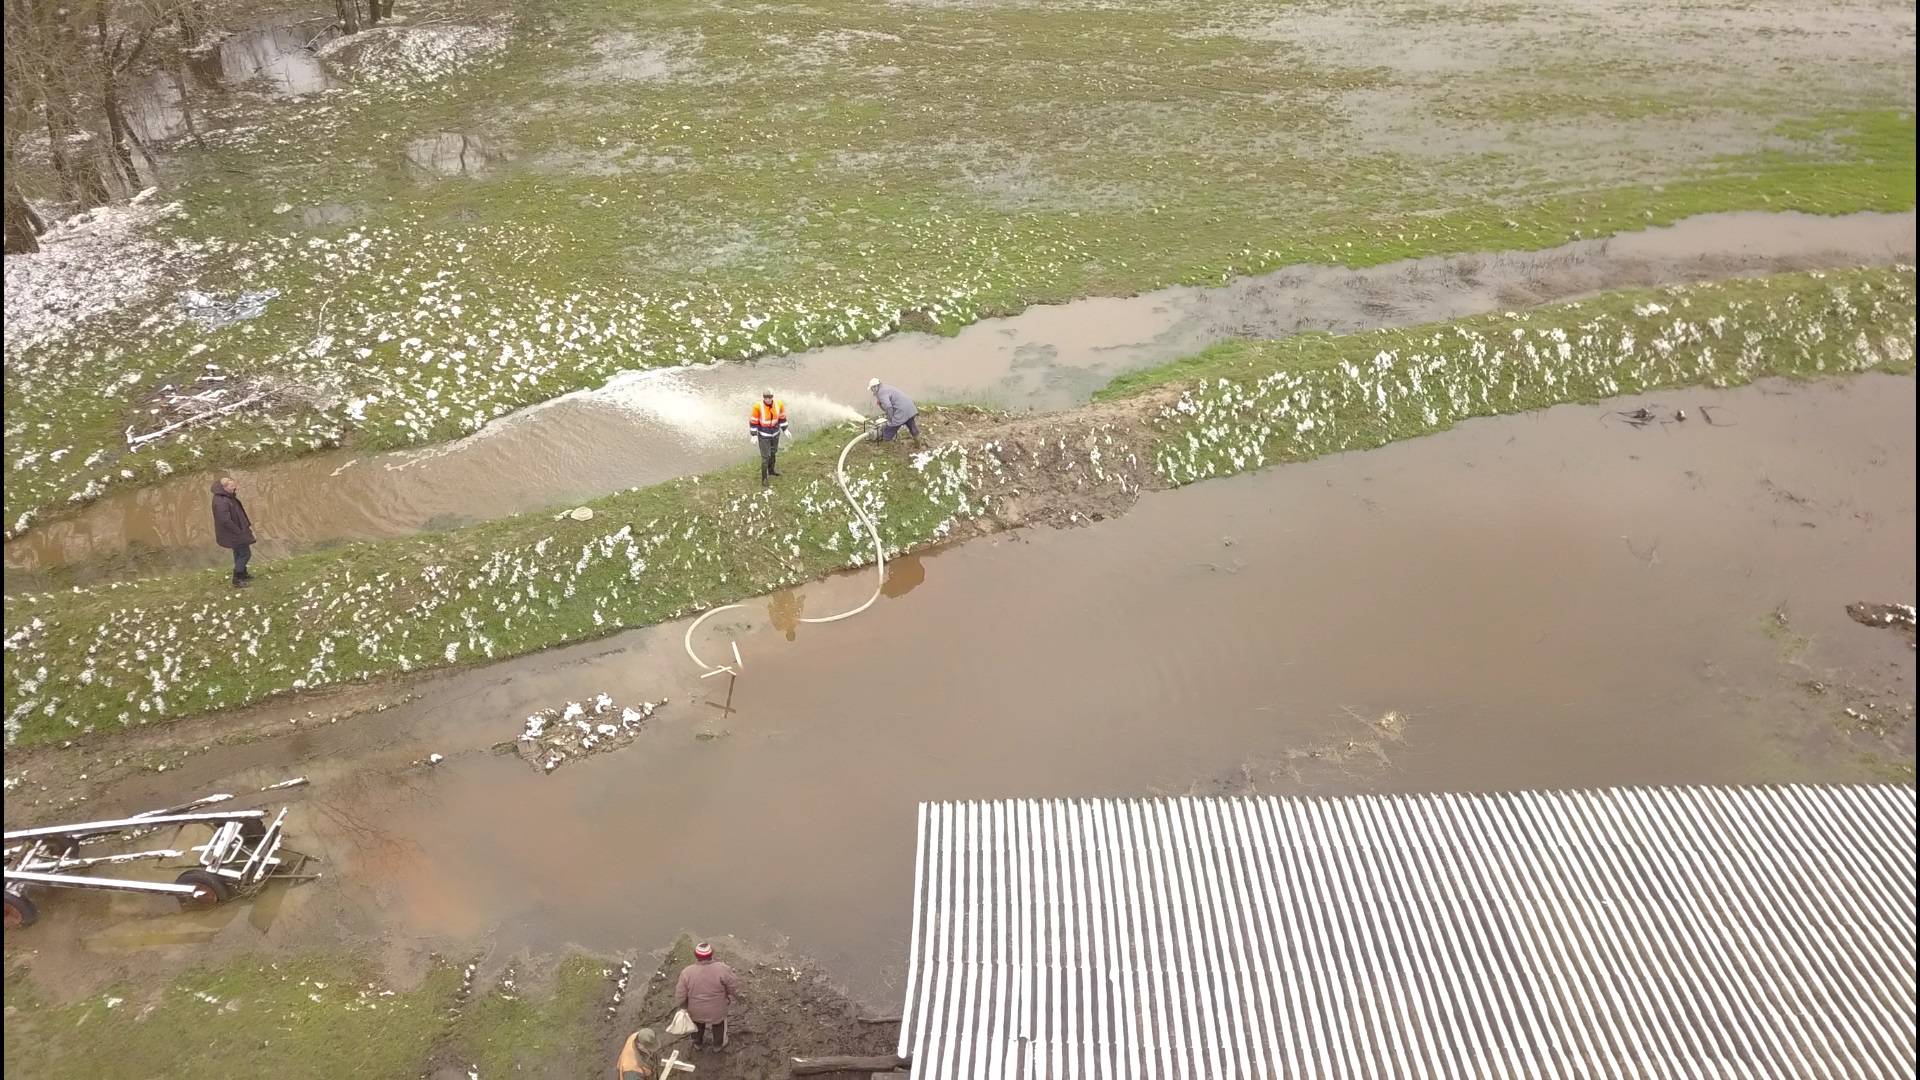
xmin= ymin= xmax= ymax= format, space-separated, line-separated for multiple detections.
xmin=1 ymin=957 xmax=460 ymax=1079
xmin=2 ymin=422 xmax=989 ymax=745
xmin=2 ymin=954 xmax=619 ymax=1080
xmin=443 ymin=956 xmax=611 ymax=1078
xmin=3 ymin=269 xmax=1912 ymax=746
xmin=2 ymin=0 xmax=1914 ymax=534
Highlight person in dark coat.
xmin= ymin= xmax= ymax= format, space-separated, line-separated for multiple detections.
xmin=210 ymin=477 xmax=256 ymax=588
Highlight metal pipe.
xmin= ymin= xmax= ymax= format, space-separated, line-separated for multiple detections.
xmin=4 ymin=869 xmax=201 ymax=895
xmin=4 ymin=809 xmax=266 ymax=842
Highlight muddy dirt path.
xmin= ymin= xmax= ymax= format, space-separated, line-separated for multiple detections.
xmin=5 ymin=374 xmax=1912 ymax=1012
xmin=5 ymin=210 xmax=1911 ymax=591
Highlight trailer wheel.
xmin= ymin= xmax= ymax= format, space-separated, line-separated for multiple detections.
xmin=175 ymin=869 xmax=232 ymax=909
xmin=3 ymin=891 xmax=36 ymax=930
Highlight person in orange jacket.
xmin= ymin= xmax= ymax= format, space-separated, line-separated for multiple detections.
xmin=749 ymin=389 xmax=789 ymax=488
xmin=615 ymin=1027 xmax=660 ymax=1079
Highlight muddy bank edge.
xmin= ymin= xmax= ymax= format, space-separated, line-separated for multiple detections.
xmin=4 ymin=267 xmax=1914 ymax=748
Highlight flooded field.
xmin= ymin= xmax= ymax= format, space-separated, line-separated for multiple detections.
xmin=5 ymin=210 xmax=1911 ymax=591
xmin=9 ymin=374 xmax=1911 ymax=1010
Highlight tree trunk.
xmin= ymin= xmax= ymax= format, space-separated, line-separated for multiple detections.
xmin=119 ymin=99 xmax=159 ymax=172
xmin=174 ymin=64 xmax=206 ymax=149
xmin=101 ymin=80 xmax=142 ymax=189
xmin=45 ymin=108 xmax=111 ymax=209
xmin=4 ymin=177 xmax=41 ymax=254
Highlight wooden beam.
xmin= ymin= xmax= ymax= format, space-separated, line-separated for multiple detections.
xmin=788 ymin=1054 xmax=909 ymax=1075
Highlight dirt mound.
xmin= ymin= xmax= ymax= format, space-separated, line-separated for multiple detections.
xmin=625 ymin=937 xmax=899 ymax=1079
xmin=1846 ymin=601 xmax=1917 ymax=644
xmin=929 ymin=394 xmax=1172 ymax=531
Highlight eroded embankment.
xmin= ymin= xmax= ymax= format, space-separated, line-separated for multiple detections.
xmin=3 ymin=267 xmax=1913 ymax=746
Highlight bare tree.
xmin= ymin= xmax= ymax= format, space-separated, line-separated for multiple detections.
xmin=3 ymin=0 xmax=326 ymax=246
xmin=93 ymin=0 xmax=160 ymax=191
xmin=5 ymin=0 xmax=50 ymax=249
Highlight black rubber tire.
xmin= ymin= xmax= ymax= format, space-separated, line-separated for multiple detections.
xmin=3 ymin=890 xmax=37 ymax=930
xmin=174 ymin=869 xmax=232 ymax=909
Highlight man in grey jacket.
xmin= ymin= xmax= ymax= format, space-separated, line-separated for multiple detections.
xmin=868 ymin=378 xmax=921 ymax=444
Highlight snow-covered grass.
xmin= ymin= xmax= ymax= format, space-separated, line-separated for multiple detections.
xmin=1 ymin=191 xmax=199 ymax=359
xmin=3 ymin=0 xmax=1913 ymax=539
xmin=317 ymin=22 xmax=510 ymax=86
xmin=3 ymin=269 xmax=1911 ymax=747
xmin=1116 ymin=267 xmax=1920 ymax=486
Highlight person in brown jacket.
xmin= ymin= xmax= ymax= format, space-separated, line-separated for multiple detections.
xmin=210 ymin=477 xmax=256 ymax=589
xmin=674 ymin=941 xmax=742 ymax=1050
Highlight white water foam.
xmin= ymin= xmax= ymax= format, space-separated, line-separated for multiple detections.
xmin=588 ymin=369 xmax=863 ymax=445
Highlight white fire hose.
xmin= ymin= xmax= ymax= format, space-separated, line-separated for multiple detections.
xmin=683 ymin=423 xmax=886 ymax=675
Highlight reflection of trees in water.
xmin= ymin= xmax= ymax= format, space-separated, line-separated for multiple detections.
xmin=881 ymin=554 xmax=926 ymax=598
xmin=6 ymin=7 xmax=342 ymax=253
xmin=767 ymin=588 xmax=803 ymax=641
xmin=307 ymin=770 xmax=435 ymax=870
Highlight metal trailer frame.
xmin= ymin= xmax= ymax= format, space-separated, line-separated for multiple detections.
xmin=3 ymin=798 xmax=316 ymax=929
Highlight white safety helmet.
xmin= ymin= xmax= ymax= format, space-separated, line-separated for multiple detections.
xmin=868 ymin=378 xmax=882 ymax=390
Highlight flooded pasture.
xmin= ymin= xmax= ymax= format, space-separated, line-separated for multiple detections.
xmin=5 ymin=210 xmax=1912 ymax=591
xmin=10 ymin=374 xmax=1911 ymax=1009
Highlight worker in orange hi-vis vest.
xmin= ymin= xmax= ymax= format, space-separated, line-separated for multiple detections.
xmin=749 ymin=389 xmax=790 ymax=488
xmin=614 ymin=1027 xmax=660 ymax=1079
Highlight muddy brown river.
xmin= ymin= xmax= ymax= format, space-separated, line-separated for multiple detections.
xmin=11 ymin=373 xmax=1912 ymax=1009
xmin=5 ymin=210 xmax=1913 ymax=591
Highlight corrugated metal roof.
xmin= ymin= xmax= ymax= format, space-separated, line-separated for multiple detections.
xmin=894 ymin=787 xmax=1916 ymax=1078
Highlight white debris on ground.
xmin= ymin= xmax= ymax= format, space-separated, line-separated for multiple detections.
xmin=178 ymin=287 xmax=280 ymax=330
xmin=2 ymin=192 xmax=197 ymax=358
xmin=605 ymin=959 xmax=634 ymax=1018
xmin=514 ymin=694 xmax=664 ymax=773
xmin=317 ymin=23 xmax=510 ymax=86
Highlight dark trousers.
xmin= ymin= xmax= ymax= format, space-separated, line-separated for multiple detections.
xmin=693 ymin=1019 xmax=726 ymax=1048
xmin=231 ymin=544 xmax=252 ymax=581
xmin=757 ymin=433 xmax=781 ymax=483
xmin=877 ymin=414 xmax=921 ymax=442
